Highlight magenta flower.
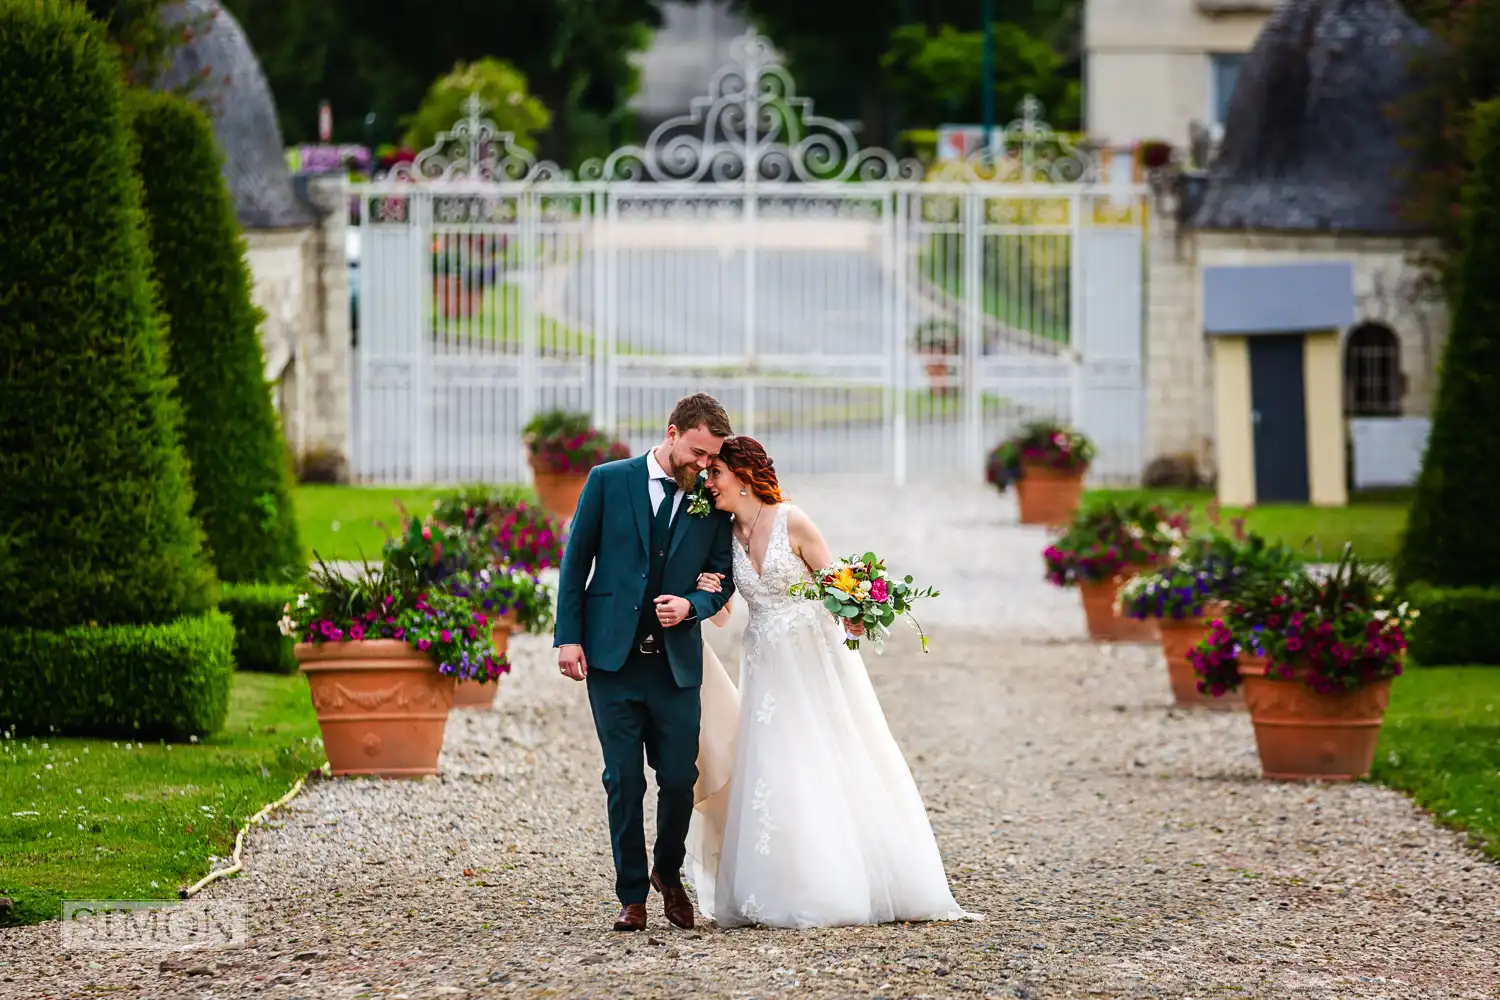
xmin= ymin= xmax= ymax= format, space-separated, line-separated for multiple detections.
xmin=418 ymin=638 xmax=432 ymax=651
xmin=440 ymin=629 xmax=453 ymax=643
xmin=870 ymin=578 xmax=889 ymax=603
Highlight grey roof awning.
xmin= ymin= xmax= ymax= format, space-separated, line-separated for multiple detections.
xmin=1202 ymin=261 xmax=1355 ymax=335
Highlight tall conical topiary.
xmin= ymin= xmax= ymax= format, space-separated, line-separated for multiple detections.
xmin=1397 ymin=97 xmax=1500 ymax=589
xmin=0 ymin=0 xmax=233 ymax=738
xmin=128 ymin=89 xmax=302 ymax=584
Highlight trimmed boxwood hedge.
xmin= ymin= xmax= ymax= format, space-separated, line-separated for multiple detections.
xmin=0 ymin=0 xmax=216 ymax=631
xmin=0 ymin=611 xmax=236 ymax=740
xmin=128 ymin=90 xmax=303 ymax=584
xmin=1407 ymin=585 xmax=1500 ymax=667
xmin=1398 ymin=98 xmax=1500 ymax=589
xmin=219 ymin=582 xmax=297 ymax=674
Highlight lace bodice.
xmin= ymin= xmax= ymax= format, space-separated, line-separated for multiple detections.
xmin=734 ymin=506 xmax=824 ymax=654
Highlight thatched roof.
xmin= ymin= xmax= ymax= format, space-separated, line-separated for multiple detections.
xmin=1193 ymin=0 xmax=1440 ymax=234
xmin=154 ymin=0 xmax=318 ymax=230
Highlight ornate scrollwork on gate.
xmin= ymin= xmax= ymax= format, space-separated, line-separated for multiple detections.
xmin=576 ymin=30 xmax=925 ymax=184
xmin=930 ymin=95 xmax=1097 ymax=184
xmin=389 ymin=94 xmax=564 ymax=183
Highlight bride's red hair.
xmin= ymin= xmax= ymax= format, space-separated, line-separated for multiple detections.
xmin=717 ymin=436 xmax=782 ymax=505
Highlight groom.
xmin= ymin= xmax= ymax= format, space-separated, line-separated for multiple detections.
xmin=554 ymin=392 xmax=736 ymax=932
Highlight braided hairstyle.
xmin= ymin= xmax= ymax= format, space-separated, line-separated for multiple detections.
xmin=716 ymin=436 xmax=783 ymax=505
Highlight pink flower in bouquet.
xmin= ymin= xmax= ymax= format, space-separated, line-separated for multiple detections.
xmin=869 ymin=578 xmax=889 ymax=603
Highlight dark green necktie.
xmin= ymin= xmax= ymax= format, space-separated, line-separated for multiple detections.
xmin=652 ymin=478 xmax=678 ymax=563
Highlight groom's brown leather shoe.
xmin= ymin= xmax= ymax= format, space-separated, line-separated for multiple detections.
xmin=613 ymin=903 xmax=647 ymax=932
xmin=650 ymin=870 xmax=695 ymax=930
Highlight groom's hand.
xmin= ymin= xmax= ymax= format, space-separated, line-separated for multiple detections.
xmin=654 ymin=595 xmax=692 ymax=628
xmin=558 ymin=644 xmax=588 ymax=681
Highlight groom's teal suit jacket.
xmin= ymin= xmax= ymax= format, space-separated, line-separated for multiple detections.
xmin=554 ymin=455 xmax=735 ymax=688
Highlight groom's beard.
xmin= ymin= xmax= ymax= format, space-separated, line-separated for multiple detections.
xmin=670 ymin=464 xmax=699 ymax=492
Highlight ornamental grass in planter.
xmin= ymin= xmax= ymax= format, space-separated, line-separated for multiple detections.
xmin=1043 ymin=498 xmax=1188 ymax=643
xmin=1189 ymin=548 xmax=1417 ymax=781
xmin=987 ymin=421 xmax=1095 ymax=526
xmin=523 ymin=410 xmax=630 ymax=522
xmin=1118 ymin=524 xmax=1300 ymax=709
xmin=281 ymin=556 xmax=509 ymax=777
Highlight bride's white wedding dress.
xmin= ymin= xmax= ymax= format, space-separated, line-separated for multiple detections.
xmin=685 ymin=505 xmax=977 ymax=928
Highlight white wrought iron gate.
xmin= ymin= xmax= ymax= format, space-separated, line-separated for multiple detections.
xmin=351 ymin=31 xmax=1146 ymax=486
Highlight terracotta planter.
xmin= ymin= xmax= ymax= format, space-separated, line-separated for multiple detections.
xmin=1158 ymin=616 xmax=1244 ymax=711
xmin=923 ymin=359 xmax=956 ymax=396
xmin=434 ymin=276 xmax=484 ymax=318
xmin=529 ymin=455 xmax=588 ymax=522
xmin=297 ymin=639 xmax=456 ymax=778
xmin=1015 ymin=462 xmax=1086 ymax=526
xmin=1078 ymin=576 xmax=1158 ymax=643
xmin=452 ymin=614 xmax=516 ymax=711
xmin=1240 ymin=661 xmax=1393 ymax=781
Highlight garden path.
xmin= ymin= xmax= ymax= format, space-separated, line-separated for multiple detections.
xmin=2 ymin=484 xmax=1497 ymax=999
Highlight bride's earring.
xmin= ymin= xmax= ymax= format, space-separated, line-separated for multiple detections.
xmin=739 ymin=489 xmax=748 ymax=496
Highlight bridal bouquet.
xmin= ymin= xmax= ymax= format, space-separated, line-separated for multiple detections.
xmin=788 ymin=552 xmax=939 ymax=653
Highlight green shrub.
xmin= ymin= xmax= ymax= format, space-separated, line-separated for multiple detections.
xmin=219 ymin=582 xmax=297 ymax=674
xmin=0 ymin=0 xmax=216 ymax=631
xmin=0 ymin=611 xmax=236 ymax=740
xmin=128 ymin=90 xmax=302 ymax=584
xmin=1398 ymin=98 xmax=1500 ymax=589
xmin=1407 ymin=585 xmax=1500 ymax=666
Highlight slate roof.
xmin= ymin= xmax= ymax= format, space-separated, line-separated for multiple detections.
xmin=1192 ymin=0 xmax=1440 ymax=234
xmin=154 ymin=0 xmax=318 ymax=230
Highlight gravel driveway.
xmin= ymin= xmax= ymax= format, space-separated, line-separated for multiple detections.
xmin=2 ymin=485 xmax=1497 ymax=999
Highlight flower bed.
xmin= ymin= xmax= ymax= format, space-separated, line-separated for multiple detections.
xmin=1045 ymin=498 xmax=1188 ymax=643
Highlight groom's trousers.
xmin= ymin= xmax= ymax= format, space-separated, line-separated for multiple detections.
xmin=586 ymin=649 xmax=701 ymax=905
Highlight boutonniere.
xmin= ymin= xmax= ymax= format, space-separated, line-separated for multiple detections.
xmin=685 ymin=473 xmax=713 ymax=518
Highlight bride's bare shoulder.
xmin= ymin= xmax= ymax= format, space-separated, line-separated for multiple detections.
xmin=783 ymin=504 xmax=821 ymax=537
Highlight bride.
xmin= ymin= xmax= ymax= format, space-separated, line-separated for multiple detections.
xmin=683 ymin=435 xmax=978 ymax=929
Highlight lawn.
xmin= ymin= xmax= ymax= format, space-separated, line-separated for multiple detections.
xmin=0 ymin=673 xmax=325 ymax=925
xmin=1370 ymin=667 xmax=1500 ymax=860
xmin=1086 ymin=488 xmax=1411 ymax=564
xmin=295 ymin=484 xmax=454 ymax=563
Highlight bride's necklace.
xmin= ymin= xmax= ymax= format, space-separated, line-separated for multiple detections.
xmin=736 ymin=501 xmax=766 ymax=550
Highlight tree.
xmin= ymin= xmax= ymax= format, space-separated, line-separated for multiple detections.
xmin=0 ymin=0 xmax=232 ymax=737
xmin=1396 ymin=97 xmax=1500 ymax=589
xmin=880 ymin=22 xmax=1080 ymax=132
xmin=1392 ymin=0 xmax=1500 ymax=293
xmin=221 ymin=0 xmax=663 ymax=165
xmin=401 ymin=58 xmax=551 ymax=154
xmin=129 ymin=89 xmax=303 ymax=584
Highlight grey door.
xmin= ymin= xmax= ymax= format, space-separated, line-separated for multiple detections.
xmin=1248 ymin=334 xmax=1310 ymax=503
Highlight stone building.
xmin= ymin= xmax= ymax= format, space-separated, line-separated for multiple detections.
xmin=156 ymin=0 xmax=351 ymax=481
xmin=1144 ymin=0 xmax=1445 ymax=495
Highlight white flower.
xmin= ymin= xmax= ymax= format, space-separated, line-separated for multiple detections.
xmin=296 ymin=593 xmax=309 ymax=609
xmin=277 ymin=615 xmax=297 ymax=637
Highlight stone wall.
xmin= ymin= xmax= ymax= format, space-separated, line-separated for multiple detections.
xmin=240 ymin=175 xmax=351 ymax=481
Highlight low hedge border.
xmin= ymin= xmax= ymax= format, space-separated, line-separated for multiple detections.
xmin=219 ymin=582 xmax=297 ymax=674
xmin=0 ymin=611 xmax=235 ymax=740
xmin=1407 ymin=584 xmax=1500 ymax=667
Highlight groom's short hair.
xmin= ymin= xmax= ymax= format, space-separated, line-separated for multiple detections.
xmin=669 ymin=393 xmax=733 ymax=438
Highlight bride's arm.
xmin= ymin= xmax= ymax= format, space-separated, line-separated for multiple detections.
xmin=786 ymin=507 xmax=864 ymax=636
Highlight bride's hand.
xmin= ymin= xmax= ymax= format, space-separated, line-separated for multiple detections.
xmin=696 ymin=572 xmax=725 ymax=594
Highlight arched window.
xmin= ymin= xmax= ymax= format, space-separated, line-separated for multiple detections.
xmin=1344 ymin=322 xmax=1403 ymax=416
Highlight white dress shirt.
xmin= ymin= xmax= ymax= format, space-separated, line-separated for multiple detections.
xmin=645 ymin=448 xmax=686 ymax=523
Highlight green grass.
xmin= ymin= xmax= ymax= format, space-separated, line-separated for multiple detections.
xmin=295 ymin=485 xmax=453 ymax=563
xmin=0 ymin=672 xmax=325 ymax=925
xmin=1370 ymin=666 xmax=1500 ymax=859
xmin=1085 ymin=488 xmax=1411 ymax=564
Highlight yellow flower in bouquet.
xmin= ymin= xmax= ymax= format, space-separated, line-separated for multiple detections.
xmin=829 ymin=567 xmax=858 ymax=595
